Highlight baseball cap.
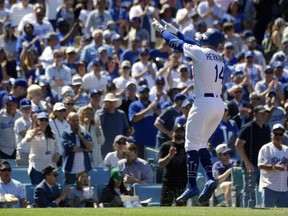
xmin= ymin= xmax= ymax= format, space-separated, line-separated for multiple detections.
xmin=155 ymin=76 xmax=165 ymax=84
xmin=45 ymin=32 xmax=59 ymax=41
xmin=114 ymin=135 xmax=127 ymax=143
xmin=272 ymin=123 xmax=285 ymax=132
xmin=37 ymin=112 xmax=49 ymax=119
xmin=130 ymin=17 xmax=141 ymax=23
xmin=121 ymin=60 xmax=131 ymax=68
xmin=215 ymin=144 xmax=231 ymax=155
xmin=126 ymin=81 xmax=137 ymax=89
xmin=139 ymin=47 xmax=149 ymax=54
xmin=253 ymin=105 xmax=266 ymax=113
xmin=181 ymin=98 xmax=194 ymax=108
xmin=234 ymin=70 xmax=244 ymax=78
xmin=266 ymin=90 xmax=276 ymax=98
xmin=42 ymin=166 xmax=58 ymax=177
xmin=4 ymin=95 xmax=17 ymax=104
xmin=174 ymin=93 xmax=187 ymax=102
xmin=173 ymin=123 xmax=185 ymax=131
xmin=281 ymin=38 xmax=288 ymax=45
xmin=65 ymin=46 xmax=76 ymax=54
xmin=38 ymin=75 xmax=48 ymax=86
xmin=14 ymin=79 xmax=28 ymax=88
xmin=98 ymin=46 xmax=107 ymax=53
xmin=275 ymin=53 xmax=286 ymax=61
xmin=72 ymin=77 xmax=82 ymax=86
xmin=89 ymin=89 xmax=102 ymax=97
xmin=264 ymin=65 xmax=273 ymax=73
xmin=245 ymin=51 xmax=253 ymax=58
xmin=224 ymin=42 xmax=234 ymax=49
xmin=138 ymin=85 xmax=149 ymax=93
xmin=19 ymin=98 xmax=31 ymax=108
xmin=274 ymin=17 xmax=287 ymax=27
xmin=111 ymin=168 xmax=124 ymax=182
xmin=53 ymin=102 xmax=66 ymax=112
xmin=111 ymin=34 xmax=121 ymax=41
xmin=241 ymin=29 xmax=253 ymax=38
xmin=138 ymin=77 xmax=148 ymax=86
xmin=4 ymin=22 xmax=16 ymax=29
xmin=246 ymin=36 xmax=256 ymax=43
xmin=178 ymin=64 xmax=188 ymax=71
xmin=273 ymin=61 xmax=284 ymax=68
xmin=61 ymin=86 xmax=73 ymax=96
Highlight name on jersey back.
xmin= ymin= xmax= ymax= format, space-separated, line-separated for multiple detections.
xmin=205 ymin=53 xmax=224 ymax=63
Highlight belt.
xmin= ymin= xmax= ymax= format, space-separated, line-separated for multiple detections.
xmin=204 ymin=93 xmax=216 ymax=97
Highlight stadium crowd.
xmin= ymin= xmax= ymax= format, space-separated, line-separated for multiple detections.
xmin=0 ymin=0 xmax=288 ymax=208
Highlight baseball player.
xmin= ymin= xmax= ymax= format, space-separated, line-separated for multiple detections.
xmin=152 ymin=19 xmax=225 ymax=204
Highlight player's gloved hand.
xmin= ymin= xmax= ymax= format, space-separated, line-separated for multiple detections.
xmin=152 ymin=18 xmax=164 ymax=33
xmin=162 ymin=19 xmax=179 ymax=35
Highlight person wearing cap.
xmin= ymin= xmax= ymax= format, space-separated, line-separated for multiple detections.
xmin=174 ymin=97 xmax=194 ymax=125
xmin=82 ymin=56 xmax=109 ymax=94
xmin=79 ymin=106 xmax=105 ymax=168
xmin=21 ymin=111 xmax=60 ymax=184
xmin=8 ymin=79 xmax=28 ymax=104
xmin=128 ymin=85 xmax=160 ymax=158
xmin=181 ymin=10 xmax=199 ymax=40
xmin=111 ymin=33 xmax=124 ymax=59
xmin=196 ymin=0 xmax=222 ymax=28
xmin=245 ymin=36 xmax=266 ymax=70
xmin=62 ymin=112 xmax=93 ymax=185
xmin=0 ymin=161 xmax=29 ymax=208
xmin=45 ymin=49 xmax=72 ymax=97
xmin=264 ymin=90 xmax=286 ymax=130
xmin=34 ymin=166 xmax=70 ymax=207
xmin=63 ymin=47 xmax=77 ymax=75
xmin=223 ymin=42 xmax=237 ymax=68
xmin=258 ymin=123 xmax=288 ymax=207
xmin=155 ymin=93 xmax=187 ymax=147
xmin=255 ymin=65 xmax=284 ymax=106
xmin=113 ymin=60 xmax=137 ymax=97
xmin=49 ymin=102 xmax=69 ymax=166
xmin=158 ymin=123 xmax=187 ymax=206
xmin=14 ymin=98 xmax=32 ymax=166
xmin=161 ymin=87 xmax=181 ymax=110
xmin=70 ymin=76 xmax=89 ymax=108
xmin=131 ymin=47 xmax=157 ymax=89
xmin=149 ymin=76 xmax=169 ymax=107
xmin=269 ymin=38 xmax=288 ymax=67
xmin=27 ymin=84 xmax=51 ymax=113
xmin=0 ymin=95 xmax=22 ymax=159
xmin=101 ymin=167 xmax=134 ymax=207
xmin=95 ymin=93 xmax=130 ymax=157
xmin=212 ymin=144 xmax=237 ymax=207
xmin=118 ymin=143 xmax=153 ymax=184
xmin=210 ymin=103 xmax=238 ymax=156
xmin=104 ymin=135 xmax=127 ymax=169
xmin=273 ymin=61 xmax=288 ymax=84
xmin=172 ymin=64 xmax=193 ymax=97
xmin=235 ymin=105 xmax=271 ymax=207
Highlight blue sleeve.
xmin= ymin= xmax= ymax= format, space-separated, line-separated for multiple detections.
xmin=161 ymin=30 xmax=185 ymax=53
xmin=128 ymin=102 xmax=139 ymax=122
xmin=176 ymin=32 xmax=197 ymax=45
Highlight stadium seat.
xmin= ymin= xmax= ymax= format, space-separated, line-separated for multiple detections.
xmin=57 ymin=168 xmax=64 ymax=186
xmin=231 ymin=167 xmax=244 ymax=207
xmin=132 ymin=183 xmax=162 ymax=206
xmin=25 ymin=184 xmax=36 ymax=205
xmin=3 ymin=159 xmax=16 ymax=167
xmin=89 ymin=167 xmax=110 ymax=186
xmin=12 ymin=167 xmax=31 ymax=184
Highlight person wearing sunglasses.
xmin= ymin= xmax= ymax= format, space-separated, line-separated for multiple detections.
xmin=21 ymin=112 xmax=60 ymax=185
xmin=212 ymin=144 xmax=237 ymax=207
xmin=34 ymin=166 xmax=70 ymax=207
xmin=258 ymin=123 xmax=288 ymax=207
xmin=0 ymin=161 xmax=29 ymax=208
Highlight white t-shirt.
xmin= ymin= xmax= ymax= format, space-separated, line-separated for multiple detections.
xmin=131 ymin=61 xmax=158 ymax=89
xmin=104 ymin=151 xmax=119 ymax=168
xmin=14 ymin=117 xmax=31 ymax=153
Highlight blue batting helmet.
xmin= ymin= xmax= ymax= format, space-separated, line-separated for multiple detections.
xmin=201 ymin=28 xmax=225 ymax=48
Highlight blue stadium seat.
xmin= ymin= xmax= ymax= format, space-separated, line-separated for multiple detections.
xmin=57 ymin=168 xmax=64 ymax=186
xmin=132 ymin=183 xmax=162 ymax=206
xmin=89 ymin=168 xmax=110 ymax=186
xmin=12 ymin=167 xmax=31 ymax=184
xmin=25 ymin=184 xmax=36 ymax=205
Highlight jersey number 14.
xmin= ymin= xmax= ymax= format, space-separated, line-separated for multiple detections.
xmin=214 ymin=65 xmax=224 ymax=84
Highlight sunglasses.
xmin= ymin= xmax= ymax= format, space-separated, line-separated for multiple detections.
xmin=156 ymin=82 xmax=165 ymax=86
xmin=234 ymin=90 xmax=243 ymax=94
xmin=141 ymin=53 xmax=148 ymax=56
xmin=39 ymin=118 xmax=49 ymax=122
xmin=54 ymin=55 xmax=63 ymax=58
xmin=251 ymin=98 xmax=260 ymax=101
xmin=221 ymin=152 xmax=231 ymax=156
xmin=180 ymin=69 xmax=188 ymax=72
xmin=0 ymin=168 xmax=11 ymax=172
xmin=58 ymin=110 xmax=66 ymax=113
xmin=117 ymin=141 xmax=127 ymax=145
xmin=84 ymin=111 xmax=94 ymax=115
xmin=65 ymin=103 xmax=74 ymax=106
xmin=123 ymin=66 xmax=130 ymax=70
xmin=274 ymin=133 xmax=284 ymax=136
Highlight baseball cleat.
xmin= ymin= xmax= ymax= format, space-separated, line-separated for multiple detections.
xmin=176 ymin=187 xmax=199 ymax=203
xmin=198 ymin=179 xmax=218 ymax=203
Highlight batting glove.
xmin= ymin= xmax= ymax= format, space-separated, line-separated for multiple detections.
xmin=162 ymin=19 xmax=179 ymax=35
xmin=152 ymin=18 xmax=165 ymax=33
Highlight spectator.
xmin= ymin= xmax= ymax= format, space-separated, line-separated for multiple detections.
xmin=149 ymin=76 xmax=169 ymax=107
xmin=27 ymin=84 xmax=50 ymax=113
xmin=174 ymin=97 xmax=194 ymax=125
xmin=0 ymin=95 xmax=21 ymax=159
xmin=158 ymin=124 xmax=187 ymax=206
xmin=85 ymin=0 xmax=112 ymax=35
xmin=14 ymin=98 xmax=32 ymax=167
xmin=67 ymin=169 xmax=98 ymax=207
xmin=38 ymin=75 xmax=58 ymax=106
xmin=63 ymin=47 xmax=78 ymax=75
xmin=45 ymin=49 xmax=72 ymax=97
xmin=34 ymin=166 xmax=70 ymax=208
xmin=212 ymin=144 xmax=237 ymax=207
xmin=8 ymin=79 xmax=28 ymax=105
xmin=62 ymin=112 xmax=93 ymax=185
xmin=95 ymin=93 xmax=130 ymax=157
xmin=161 ymin=87 xmax=181 ymax=110
xmin=0 ymin=48 xmax=17 ymax=81
xmin=182 ymin=11 xmax=200 ymax=41
xmin=0 ymin=161 xmax=29 ymax=208
xmin=79 ymin=106 xmax=105 ymax=168
xmin=56 ymin=0 xmax=75 ymax=28
xmin=62 ymin=96 xmax=77 ymax=115
xmin=101 ymin=167 xmax=134 ymax=207
xmin=245 ymin=36 xmax=266 ymax=70
xmin=235 ymin=105 xmax=271 ymax=207
xmin=155 ymin=93 xmax=186 ymax=147
xmin=21 ymin=112 xmax=60 ymax=185
xmin=128 ymin=85 xmax=160 ymax=158
xmin=0 ymin=22 xmax=18 ymax=61
xmin=172 ymin=64 xmax=194 ymax=97
xmin=104 ymin=135 xmax=127 ymax=169
xmin=120 ymin=36 xmax=140 ymax=65
xmin=175 ymin=0 xmax=196 ymax=31
xmin=223 ymin=22 xmax=243 ymax=56
xmin=49 ymin=102 xmax=69 ymax=166
xmin=258 ymin=123 xmax=288 ymax=207
xmin=10 ymin=0 xmax=33 ymax=26
xmin=118 ymin=143 xmax=154 ymax=184
xmin=78 ymin=0 xmax=95 ymax=34
xmin=197 ymin=0 xmax=222 ymax=28
xmin=273 ymin=61 xmax=288 ymax=84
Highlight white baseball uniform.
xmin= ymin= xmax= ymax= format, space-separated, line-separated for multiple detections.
xmin=183 ymin=44 xmax=225 ymax=151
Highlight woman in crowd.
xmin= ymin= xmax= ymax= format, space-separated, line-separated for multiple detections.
xmin=21 ymin=112 xmax=60 ymax=184
xmin=0 ymin=22 xmax=18 ymax=60
xmin=27 ymin=84 xmax=52 ymax=113
xmin=79 ymin=106 xmax=105 ymax=167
